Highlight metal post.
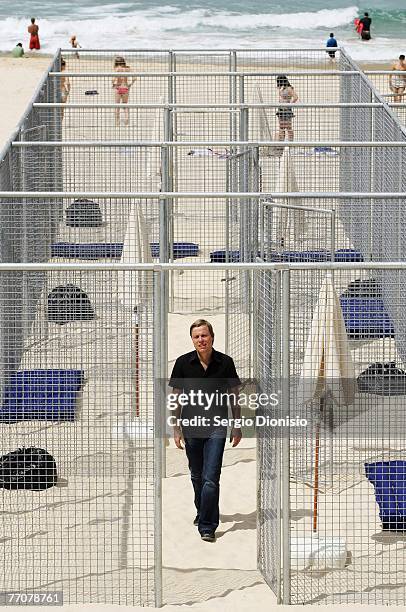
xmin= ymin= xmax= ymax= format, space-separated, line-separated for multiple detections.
xmin=153 ymin=272 xmax=163 ymax=608
xmin=281 ymin=269 xmax=291 ymax=605
xmin=239 ymin=104 xmax=252 ymax=364
xmin=251 ymin=146 xmax=260 ymax=256
xmin=159 ymin=149 xmax=170 ymax=479
xmin=274 ymin=271 xmax=282 ymax=604
xmin=229 ymin=51 xmax=237 ymax=141
xmin=330 ymin=209 xmax=336 ymax=262
xmin=224 ymin=158 xmax=230 ymax=356
xmin=369 ymin=91 xmax=375 ymax=261
xmin=225 ymin=50 xmax=238 ymax=355
xmin=164 ymin=107 xmax=174 ymax=314
xmin=168 ymin=51 xmax=174 ymax=105
xmin=224 ymin=50 xmax=238 ymax=353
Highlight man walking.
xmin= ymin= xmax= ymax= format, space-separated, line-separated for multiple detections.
xmin=169 ymin=319 xmax=242 ymax=542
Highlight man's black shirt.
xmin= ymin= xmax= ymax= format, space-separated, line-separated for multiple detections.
xmin=169 ymin=348 xmax=241 ymax=436
xmin=360 ymin=16 xmax=371 ymax=30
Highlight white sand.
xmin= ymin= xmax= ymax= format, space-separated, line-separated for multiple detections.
xmin=0 ymin=56 xmax=52 ymax=148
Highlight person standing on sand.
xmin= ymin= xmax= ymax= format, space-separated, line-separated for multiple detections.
xmin=169 ymin=320 xmax=242 ymax=543
xmin=70 ymin=35 xmax=81 ymax=59
xmin=326 ymin=33 xmax=338 ymax=61
xmin=28 ymin=18 xmax=40 ymax=51
xmin=276 ymin=75 xmax=298 ymax=142
xmin=60 ymin=59 xmax=71 ymax=118
xmin=389 ymin=55 xmax=406 ymax=103
xmin=359 ymin=12 xmax=372 ymax=41
xmin=112 ymin=56 xmax=136 ymax=126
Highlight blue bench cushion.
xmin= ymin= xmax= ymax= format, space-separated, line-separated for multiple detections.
xmin=267 ymin=249 xmax=363 ymax=263
xmin=51 ymin=243 xmax=123 ymax=259
xmin=150 ymin=242 xmax=199 ymax=259
xmin=0 ymin=369 xmax=85 ymax=423
xmin=268 ymin=250 xmax=331 ymax=262
xmin=340 ymin=297 xmax=394 ymax=339
xmin=210 ymin=250 xmax=240 ymax=262
xmin=334 ymin=249 xmax=363 ymax=262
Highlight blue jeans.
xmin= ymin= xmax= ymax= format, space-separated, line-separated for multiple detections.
xmin=184 ymin=435 xmax=226 ymax=534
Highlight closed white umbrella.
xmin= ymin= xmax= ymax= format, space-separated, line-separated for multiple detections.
xmin=299 ymin=272 xmax=357 ymax=531
xmin=120 ymin=202 xmax=153 ymax=308
xmin=276 ymin=150 xmax=307 ymax=246
xmin=300 ymin=273 xmax=357 ymax=406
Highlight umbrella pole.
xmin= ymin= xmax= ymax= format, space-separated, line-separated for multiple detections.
xmin=313 ymin=396 xmax=324 ymax=532
xmin=133 ymin=308 xmax=140 ymax=418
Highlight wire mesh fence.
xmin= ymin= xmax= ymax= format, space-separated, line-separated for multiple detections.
xmin=364 ymin=71 xmax=406 ymax=127
xmin=1 ymin=45 xmax=406 ymax=607
xmin=58 ymin=48 xmax=346 ymax=73
xmin=255 ymin=264 xmax=406 ymax=605
xmin=0 ymin=265 xmax=158 ymax=605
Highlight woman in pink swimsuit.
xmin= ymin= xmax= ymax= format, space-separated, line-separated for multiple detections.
xmin=112 ymin=56 xmax=135 ymax=126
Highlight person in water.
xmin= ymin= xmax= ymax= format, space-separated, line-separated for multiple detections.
xmin=359 ymin=12 xmax=372 ymax=41
xmin=28 ymin=18 xmax=40 ymax=51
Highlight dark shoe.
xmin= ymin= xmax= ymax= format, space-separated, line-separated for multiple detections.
xmin=201 ymin=532 xmax=216 ymax=543
xmin=193 ymin=515 xmax=199 ymax=526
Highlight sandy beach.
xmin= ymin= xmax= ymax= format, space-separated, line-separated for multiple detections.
xmin=0 ymin=52 xmax=404 ymax=612
xmin=0 ymin=54 xmax=397 ymax=147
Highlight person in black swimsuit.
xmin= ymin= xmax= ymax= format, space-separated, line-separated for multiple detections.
xmin=276 ymin=75 xmax=299 ymax=141
xmin=359 ymin=12 xmax=372 ymax=41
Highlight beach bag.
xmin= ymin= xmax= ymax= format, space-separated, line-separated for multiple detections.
xmin=47 ymin=284 xmax=95 ymax=325
xmin=0 ymin=447 xmax=58 ymax=490
xmin=66 ymin=198 xmax=103 ymax=228
xmin=358 ymin=362 xmax=406 ymax=396
xmin=341 ymin=278 xmax=382 ymax=299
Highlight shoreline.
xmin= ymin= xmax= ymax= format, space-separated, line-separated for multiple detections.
xmin=0 ymin=53 xmax=399 ymax=152
xmin=0 ymin=49 xmax=395 ymax=69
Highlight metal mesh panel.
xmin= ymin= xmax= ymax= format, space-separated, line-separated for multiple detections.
xmin=226 ymin=148 xmax=259 ymax=379
xmin=255 ymin=268 xmax=280 ymax=598
xmin=0 ymin=268 xmax=157 ymax=605
xmin=338 ymin=56 xmax=373 ymax=260
xmin=60 ymin=50 xmax=171 ymax=73
xmin=364 ymin=71 xmax=406 ymax=128
xmin=258 ymin=198 xmax=335 ymax=256
xmin=270 ymin=267 xmax=406 ymax=605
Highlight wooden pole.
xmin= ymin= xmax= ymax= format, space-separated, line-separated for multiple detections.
xmin=313 ymin=395 xmax=324 ymax=532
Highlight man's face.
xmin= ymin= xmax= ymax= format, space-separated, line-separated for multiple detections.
xmin=191 ymin=325 xmax=213 ymax=355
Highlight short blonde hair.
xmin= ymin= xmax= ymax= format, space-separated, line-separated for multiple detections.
xmin=190 ymin=319 xmax=214 ymax=339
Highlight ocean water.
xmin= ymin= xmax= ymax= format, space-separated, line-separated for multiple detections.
xmin=1 ymin=0 xmax=405 ymax=61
